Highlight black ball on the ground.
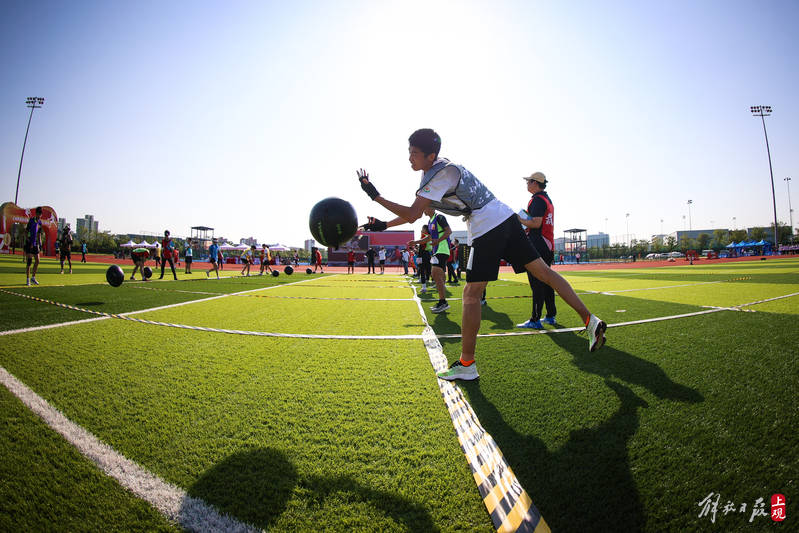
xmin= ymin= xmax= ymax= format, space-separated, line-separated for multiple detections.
xmin=143 ymin=266 xmax=152 ymax=279
xmin=306 ymin=268 xmax=313 ymax=274
xmin=106 ymin=265 xmax=124 ymax=287
xmin=309 ymin=197 xmax=358 ymax=249
xmin=284 ymin=266 xmax=294 ymax=275
xmin=272 ymin=270 xmax=280 ymax=277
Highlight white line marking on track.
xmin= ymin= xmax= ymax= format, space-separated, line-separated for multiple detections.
xmin=0 ymin=366 xmax=260 ymax=533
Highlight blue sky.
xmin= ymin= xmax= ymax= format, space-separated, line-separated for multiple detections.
xmin=2 ymin=0 xmax=797 ymax=246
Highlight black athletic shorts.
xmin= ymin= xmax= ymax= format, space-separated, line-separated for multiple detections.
xmin=348 ymin=261 xmax=354 ymax=266
xmin=466 ymin=215 xmax=540 ymax=282
xmin=430 ymin=253 xmax=449 ymax=269
xmin=24 ymin=243 xmax=39 ymax=255
xmin=185 ymin=257 xmax=192 ymax=264
xmin=60 ymin=249 xmax=71 ymax=259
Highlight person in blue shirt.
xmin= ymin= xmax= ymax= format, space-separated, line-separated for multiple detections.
xmin=184 ymin=238 xmax=193 ymax=274
xmin=206 ymin=238 xmax=220 ymax=279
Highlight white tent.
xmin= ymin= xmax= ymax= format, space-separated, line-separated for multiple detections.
xmin=137 ymin=240 xmax=156 ymax=248
xmin=120 ymin=240 xmax=137 ymax=248
xmin=219 ymin=243 xmax=240 ymax=250
xmin=269 ymin=244 xmax=290 ymax=251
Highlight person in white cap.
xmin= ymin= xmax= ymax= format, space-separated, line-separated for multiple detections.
xmin=517 ymin=172 xmax=558 ymax=329
xmin=358 ymin=128 xmax=607 ymax=381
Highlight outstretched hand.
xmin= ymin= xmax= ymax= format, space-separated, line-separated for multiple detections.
xmin=361 ymin=217 xmax=387 ymax=232
xmin=357 ymin=169 xmax=380 ymax=200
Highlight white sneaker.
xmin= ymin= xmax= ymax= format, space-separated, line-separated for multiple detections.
xmin=436 ymin=360 xmax=479 ymax=381
xmin=26 ymin=278 xmax=30 ymax=286
xmin=31 ymin=278 xmax=39 ymax=285
xmin=586 ymin=314 xmax=607 ymax=352
xmin=421 ymin=283 xmax=427 ymax=294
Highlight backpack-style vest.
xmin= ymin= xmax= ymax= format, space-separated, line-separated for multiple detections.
xmin=416 ymin=159 xmax=495 ymax=218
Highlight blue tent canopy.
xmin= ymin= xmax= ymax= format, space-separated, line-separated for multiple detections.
xmin=755 ymin=239 xmax=767 ymax=246
xmin=726 ymin=242 xmax=737 ymax=248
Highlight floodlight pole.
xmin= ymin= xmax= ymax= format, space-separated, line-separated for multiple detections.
xmin=786 ymin=177 xmax=794 ymax=239
xmin=687 ymin=200 xmax=693 ymax=231
xmin=625 ymin=213 xmax=630 ymax=248
xmin=750 ymin=106 xmax=779 ymax=246
xmin=15 ymin=97 xmax=45 ymax=206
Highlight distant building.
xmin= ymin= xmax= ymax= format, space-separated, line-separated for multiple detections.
xmin=57 ymin=218 xmax=67 ymax=232
xmin=668 ymin=229 xmax=726 ymax=241
xmin=304 ymin=239 xmax=315 ymax=251
xmin=587 ymin=232 xmax=610 ymax=249
xmin=240 ymin=237 xmax=258 ymax=246
xmin=75 ymin=214 xmax=98 ymax=236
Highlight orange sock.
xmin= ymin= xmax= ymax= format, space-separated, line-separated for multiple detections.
xmin=584 ymin=315 xmax=591 ymax=326
xmin=459 ymin=357 xmax=474 ymax=366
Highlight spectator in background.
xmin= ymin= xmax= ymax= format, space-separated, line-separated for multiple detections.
xmin=241 ymin=245 xmax=255 ymax=276
xmin=207 ymin=238 xmax=221 ymax=279
xmin=24 ymin=207 xmax=43 ymax=285
xmin=80 ymin=240 xmax=88 ymax=263
xmin=59 ymin=223 xmax=73 ymax=274
xmin=365 ymin=247 xmax=376 ymax=274
xmin=378 ymin=246 xmax=386 ymax=274
xmin=447 ymin=238 xmax=459 ymax=285
xmin=401 ymin=248 xmax=410 ymax=275
xmin=259 ymin=244 xmax=272 ymax=275
xmin=347 ymin=249 xmax=355 ymax=274
xmin=184 ymin=238 xmax=193 ymax=274
xmin=158 ymin=230 xmax=178 ymax=280
xmin=313 ymin=247 xmax=324 ymax=273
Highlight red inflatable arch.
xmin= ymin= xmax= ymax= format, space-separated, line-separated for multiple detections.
xmin=0 ymin=202 xmax=59 ymax=256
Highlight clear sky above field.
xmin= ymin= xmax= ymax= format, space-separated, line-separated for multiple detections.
xmin=1 ymin=0 xmax=797 ymax=246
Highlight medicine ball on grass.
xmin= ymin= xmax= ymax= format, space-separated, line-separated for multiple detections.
xmin=272 ymin=270 xmax=280 ymax=277
xmin=143 ymin=266 xmax=153 ymax=279
xmin=306 ymin=268 xmax=313 ymax=274
xmin=106 ymin=265 xmax=125 ymax=287
xmin=309 ymin=197 xmax=358 ymax=249
xmin=283 ymin=266 xmax=294 ymax=275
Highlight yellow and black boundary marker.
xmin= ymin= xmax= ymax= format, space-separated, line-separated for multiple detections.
xmin=422 ymin=328 xmax=550 ymax=533
xmin=411 ymin=280 xmax=550 ymax=533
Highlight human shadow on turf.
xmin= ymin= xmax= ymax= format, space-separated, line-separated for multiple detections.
xmin=186 ymin=447 xmax=437 ymax=531
xmin=548 ymin=330 xmax=704 ymax=403
xmin=460 ymin=379 xmax=649 ymax=532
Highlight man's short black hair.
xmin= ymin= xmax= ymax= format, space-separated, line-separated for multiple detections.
xmin=408 ymin=128 xmax=441 ymax=157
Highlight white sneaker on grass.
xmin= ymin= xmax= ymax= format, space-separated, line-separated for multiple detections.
xmin=586 ymin=314 xmax=607 ymax=352
xmin=436 ymin=360 xmax=479 ymax=381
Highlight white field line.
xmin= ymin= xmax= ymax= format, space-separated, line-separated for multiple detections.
xmin=0 ymin=316 xmax=112 ymax=337
xmin=0 ymin=366 xmax=260 ymax=533
xmin=599 ymin=279 xmax=729 ymax=294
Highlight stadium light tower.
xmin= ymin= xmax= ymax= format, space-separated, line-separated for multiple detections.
xmin=687 ymin=200 xmax=693 ymax=231
xmin=786 ymin=177 xmax=794 ymax=239
xmin=625 ymin=213 xmax=630 ymax=248
xmin=750 ymin=105 xmax=779 ymax=246
xmin=15 ymin=97 xmax=45 ymax=205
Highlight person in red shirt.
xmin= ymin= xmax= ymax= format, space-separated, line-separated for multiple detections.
xmin=158 ymin=230 xmax=178 ymax=280
xmin=313 ymin=247 xmax=324 ymax=273
xmin=347 ymin=249 xmax=355 ymax=274
xmin=517 ymin=172 xmax=556 ymax=328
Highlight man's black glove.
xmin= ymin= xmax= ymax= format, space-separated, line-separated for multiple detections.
xmin=357 ymin=169 xmax=380 ymax=200
xmin=362 ymin=217 xmax=387 ymax=232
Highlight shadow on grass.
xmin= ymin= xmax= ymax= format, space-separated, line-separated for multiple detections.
xmin=461 ymin=379 xmax=649 ymax=532
xmin=549 ymin=331 xmax=704 ymax=402
xmin=186 ymin=447 xmax=437 ymax=531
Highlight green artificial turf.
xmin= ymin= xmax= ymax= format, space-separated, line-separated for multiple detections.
xmin=1 ymin=257 xmax=797 ymax=531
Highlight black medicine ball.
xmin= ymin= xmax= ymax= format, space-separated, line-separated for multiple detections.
xmin=143 ymin=266 xmax=153 ymax=279
xmin=284 ymin=266 xmax=294 ymax=275
xmin=106 ymin=265 xmax=124 ymax=287
xmin=306 ymin=268 xmax=313 ymax=274
xmin=309 ymin=197 xmax=358 ymax=249
xmin=272 ymin=270 xmax=280 ymax=277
